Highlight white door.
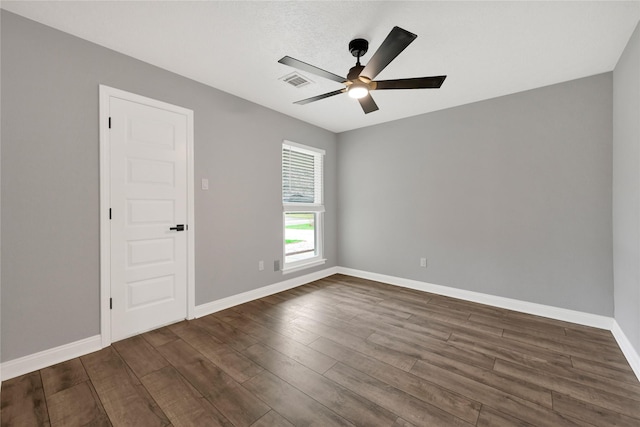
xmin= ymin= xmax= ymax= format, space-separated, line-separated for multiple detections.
xmin=108 ymin=93 xmax=191 ymax=341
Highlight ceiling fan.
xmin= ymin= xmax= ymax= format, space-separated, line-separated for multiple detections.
xmin=278 ymin=26 xmax=446 ymax=114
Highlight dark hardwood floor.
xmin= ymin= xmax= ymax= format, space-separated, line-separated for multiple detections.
xmin=2 ymin=274 xmax=639 ymax=426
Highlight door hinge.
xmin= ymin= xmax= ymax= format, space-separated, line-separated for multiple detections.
xmin=108 ymin=117 xmax=111 ymax=128
xmin=110 ymin=298 xmax=112 ymax=310
xmin=109 ymin=208 xmax=112 ymax=220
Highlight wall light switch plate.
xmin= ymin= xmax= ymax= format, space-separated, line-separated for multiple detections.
xmin=201 ymin=178 xmax=209 ymax=190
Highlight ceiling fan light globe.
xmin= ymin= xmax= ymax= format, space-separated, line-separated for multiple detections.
xmin=348 ymin=85 xmax=369 ymax=99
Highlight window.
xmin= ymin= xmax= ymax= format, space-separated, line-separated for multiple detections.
xmin=282 ymin=141 xmax=325 ymax=273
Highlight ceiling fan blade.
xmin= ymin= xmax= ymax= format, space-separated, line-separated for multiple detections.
xmin=361 ymin=26 xmax=417 ymax=80
xmin=294 ymin=89 xmax=347 ymax=105
xmin=374 ymin=76 xmax=446 ymax=90
xmin=358 ymin=93 xmax=379 ymax=114
xmin=279 ymin=56 xmax=346 ymax=83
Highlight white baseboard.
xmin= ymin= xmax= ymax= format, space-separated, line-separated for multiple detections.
xmin=611 ymin=320 xmax=640 ymax=381
xmin=0 ymin=268 xmax=337 ymax=382
xmin=1 ymin=335 xmax=102 ymax=381
xmin=194 ymin=266 xmax=339 ymax=318
xmin=1 ymin=266 xmax=632 ymax=384
xmin=336 ymin=267 xmax=614 ymax=330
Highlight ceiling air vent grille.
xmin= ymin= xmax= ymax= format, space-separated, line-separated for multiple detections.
xmin=280 ymin=72 xmax=313 ymax=88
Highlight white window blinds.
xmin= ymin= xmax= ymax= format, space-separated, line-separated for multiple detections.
xmin=282 ymin=142 xmax=324 ymax=207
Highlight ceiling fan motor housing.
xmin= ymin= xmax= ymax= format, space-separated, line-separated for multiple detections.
xmin=347 ymin=65 xmax=365 ymax=81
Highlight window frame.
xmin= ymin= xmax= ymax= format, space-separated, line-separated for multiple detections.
xmin=282 ymin=141 xmax=326 ymax=274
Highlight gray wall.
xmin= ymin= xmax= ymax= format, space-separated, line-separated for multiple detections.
xmin=613 ymin=22 xmax=640 ymax=354
xmin=337 ymin=74 xmax=614 ymax=315
xmin=0 ymin=11 xmax=337 ymax=362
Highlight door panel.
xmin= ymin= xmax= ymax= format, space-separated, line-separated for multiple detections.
xmin=127 ymin=199 xmax=175 ymax=224
xmin=127 ymin=158 xmax=175 ymax=186
xmin=110 ymin=97 xmax=188 ymax=341
xmin=128 ymin=275 xmax=175 ymax=308
xmin=127 ymin=238 xmax=175 ymax=267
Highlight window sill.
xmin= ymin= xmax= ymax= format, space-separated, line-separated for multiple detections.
xmin=282 ymin=258 xmax=327 ymax=275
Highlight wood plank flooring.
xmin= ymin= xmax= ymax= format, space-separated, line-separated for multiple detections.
xmin=2 ymin=274 xmax=639 ymax=426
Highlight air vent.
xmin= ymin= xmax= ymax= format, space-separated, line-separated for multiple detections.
xmin=280 ymin=72 xmax=313 ymax=88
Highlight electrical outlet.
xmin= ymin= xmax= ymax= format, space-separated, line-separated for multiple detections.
xmin=420 ymin=257 xmax=427 ymax=268
xmin=258 ymin=260 xmax=264 ymax=271
xmin=274 ymin=260 xmax=280 ymax=271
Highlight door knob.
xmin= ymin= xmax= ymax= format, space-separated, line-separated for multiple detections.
xmin=169 ymin=224 xmax=185 ymax=231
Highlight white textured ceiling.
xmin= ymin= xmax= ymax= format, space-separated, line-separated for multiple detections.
xmin=2 ymin=1 xmax=639 ymax=133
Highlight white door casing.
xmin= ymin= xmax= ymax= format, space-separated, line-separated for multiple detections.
xmin=99 ymin=85 xmax=195 ymax=346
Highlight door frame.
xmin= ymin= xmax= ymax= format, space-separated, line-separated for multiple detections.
xmin=98 ymin=85 xmax=195 ymax=348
